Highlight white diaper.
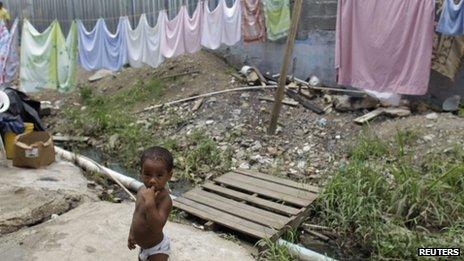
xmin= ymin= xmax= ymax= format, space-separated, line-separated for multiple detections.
xmin=139 ymin=234 xmax=170 ymax=261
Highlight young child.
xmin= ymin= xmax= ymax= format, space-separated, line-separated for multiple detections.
xmin=128 ymin=146 xmax=173 ymax=261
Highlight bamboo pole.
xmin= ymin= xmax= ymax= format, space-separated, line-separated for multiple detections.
xmin=268 ymin=0 xmax=304 ymax=135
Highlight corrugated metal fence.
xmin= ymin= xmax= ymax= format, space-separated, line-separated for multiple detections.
xmin=2 ymin=0 xmax=233 ymax=34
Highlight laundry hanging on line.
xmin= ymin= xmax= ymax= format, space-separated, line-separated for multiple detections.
xmin=0 ymin=19 xmax=19 ymax=85
xmin=437 ymin=0 xmax=464 ymax=36
xmin=160 ymin=8 xmax=186 ymax=58
xmin=183 ymin=2 xmax=203 ymax=54
xmin=433 ymin=0 xmax=464 ymax=80
xmin=160 ymin=3 xmax=204 ymax=58
xmin=77 ymin=18 xmax=128 ymax=72
xmin=262 ymin=0 xmax=290 ymax=41
xmin=20 ymin=20 xmax=78 ymax=93
xmin=123 ymin=14 xmax=164 ymax=68
xmin=241 ymin=0 xmax=266 ymax=43
xmin=335 ymin=0 xmax=435 ymax=96
xmin=201 ymin=0 xmax=242 ymax=50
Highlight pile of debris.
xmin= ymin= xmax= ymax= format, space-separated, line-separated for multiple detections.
xmin=237 ymin=66 xmax=462 ymax=124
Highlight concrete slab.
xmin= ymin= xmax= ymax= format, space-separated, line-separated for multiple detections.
xmin=0 ymin=202 xmax=256 ymax=261
xmin=0 ymin=161 xmax=97 ymax=235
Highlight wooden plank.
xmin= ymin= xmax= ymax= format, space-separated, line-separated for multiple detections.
xmin=202 ymin=183 xmax=300 ymax=216
xmin=271 ymin=206 xmax=312 ymax=242
xmin=193 ymin=189 xmax=289 ymax=225
xmin=224 ymin=172 xmax=316 ymax=200
xmin=173 ymin=197 xmax=276 ymax=239
xmin=183 ymin=189 xmax=287 ymax=229
xmin=219 ymin=173 xmax=316 ymax=204
xmin=215 ymin=175 xmax=311 ymax=207
xmin=234 ymin=169 xmax=320 ymax=193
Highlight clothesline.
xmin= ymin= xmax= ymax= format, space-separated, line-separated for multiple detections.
xmin=20 ymin=1 xmax=208 ymax=23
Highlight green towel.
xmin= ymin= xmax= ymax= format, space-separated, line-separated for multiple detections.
xmin=263 ymin=0 xmax=291 ymax=41
xmin=20 ymin=20 xmax=77 ymax=92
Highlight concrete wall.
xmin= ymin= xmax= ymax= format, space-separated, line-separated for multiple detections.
xmin=219 ymin=0 xmax=464 ymax=105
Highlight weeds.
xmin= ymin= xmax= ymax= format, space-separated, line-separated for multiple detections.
xmin=65 ymin=80 xmax=231 ymax=182
xmin=314 ymin=129 xmax=464 ymax=259
xmin=257 ymin=238 xmax=295 ymax=261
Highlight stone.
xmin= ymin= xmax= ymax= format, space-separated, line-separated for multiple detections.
xmin=251 ymin=141 xmax=262 ymax=151
xmin=303 ymin=145 xmax=311 ymax=152
xmin=425 ymin=113 xmax=438 ymax=120
xmin=205 ymin=120 xmax=215 ymax=125
xmin=267 ymin=147 xmax=278 ymax=156
xmin=108 ymin=134 xmax=119 ymax=149
xmin=88 ymin=69 xmax=115 ymax=82
xmin=423 ymin=134 xmax=435 ymax=142
xmin=239 ymin=162 xmax=250 ymax=170
xmin=240 ymin=92 xmax=250 ymax=98
xmin=51 ymin=214 xmax=59 ymax=219
xmin=232 ymin=109 xmax=241 ymax=116
xmin=316 ymin=118 xmax=328 ymax=128
xmin=297 ymin=161 xmax=306 ymax=170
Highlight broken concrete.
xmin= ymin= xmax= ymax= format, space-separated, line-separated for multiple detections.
xmin=0 ymin=202 xmax=255 ymax=261
xmin=0 ymin=161 xmax=97 ymax=235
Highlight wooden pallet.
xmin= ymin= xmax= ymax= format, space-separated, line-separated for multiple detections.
xmin=173 ymin=169 xmax=320 ymax=240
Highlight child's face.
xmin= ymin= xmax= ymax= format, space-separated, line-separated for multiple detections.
xmin=140 ymin=159 xmax=172 ymax=191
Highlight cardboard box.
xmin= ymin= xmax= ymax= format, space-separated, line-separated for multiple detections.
xmin=13 ymin=131 xmax=55 ymax=169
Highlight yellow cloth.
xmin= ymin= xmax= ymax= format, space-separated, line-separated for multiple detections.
xmin=0 ymin=8 xmax=10 ymax=21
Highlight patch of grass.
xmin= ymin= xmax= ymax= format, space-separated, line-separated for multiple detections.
xmin=257 ymin=238 xmax=295 ymax=261
xmin=314 ymin=130 xmax=464 ymax=259
xmin=347 ymin=129 xmax=389 ymax=161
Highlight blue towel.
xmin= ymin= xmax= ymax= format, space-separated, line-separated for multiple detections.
xmin=437 ymin=0 xmax=464 ymax=35
xmin=77 ymin=18 xmax=128 ymax=71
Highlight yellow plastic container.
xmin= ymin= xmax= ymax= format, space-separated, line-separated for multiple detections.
xmin=4 ymin=122 xmax=34 ymax=159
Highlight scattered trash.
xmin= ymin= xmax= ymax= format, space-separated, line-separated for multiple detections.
xmin=334 ymin=95 xmax=379 ymax=112
xmin=259 ymin=96 xmax=299 ymax=107
xmin=285 ymin=89 xmax=324 ymax=114
xmin=354 ymin=107 xmax=411 ymax=124
xmin=0 ymin=90 xmax=10 ymax=113
xmin=316 ymin=118 xmax=328 ymax=128
xmin=192 ymin=98 xmax=204 ymax=112
xmin=308 ymin=76 xmax=320 ymax=86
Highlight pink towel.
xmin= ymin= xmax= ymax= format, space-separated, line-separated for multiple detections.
xmin=335 ymin=0 xmax=435 ymax=95
xmin=160 ymin=9 xmax=186 ymax=58
xmin=184 ymin=3 xmax=203 ymax=54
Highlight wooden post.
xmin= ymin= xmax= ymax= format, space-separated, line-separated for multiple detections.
xmin=268 ymin=0 xmax=304 ymax=135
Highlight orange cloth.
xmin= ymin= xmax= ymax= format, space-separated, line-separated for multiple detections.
xmin=241 ymin=0 xmax=266 ymax=43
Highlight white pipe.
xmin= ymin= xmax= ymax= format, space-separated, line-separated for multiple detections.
xmin=277 ymin=239 xmax=337 ymax=261
xmin=55 ymin=146 xmax=143 ymax=192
